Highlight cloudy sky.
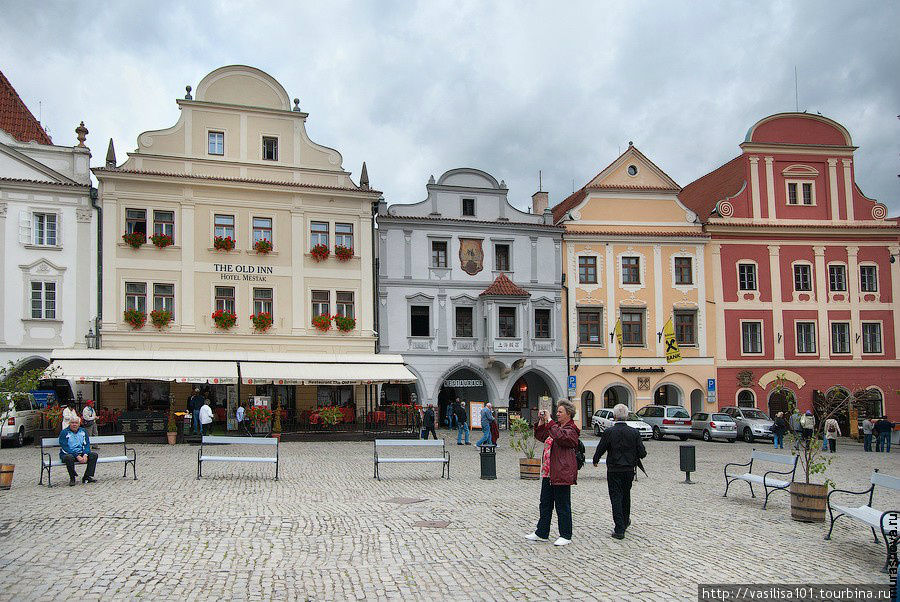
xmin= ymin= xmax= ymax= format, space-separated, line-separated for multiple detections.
xmin=2 ymin=1 xmax=898 ymax=214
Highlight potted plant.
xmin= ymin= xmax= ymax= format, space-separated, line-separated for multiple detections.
xmin=310 ymin=243 xmax=329 ymax=261
xmin=149 ymin=233 xmax=173 ymax=248
xmin=253 ymin=239 xmax=273 ymax=254
xmin=122 ymin=231 xmax=146 ymax=248
xmin=334 ymin=245 xmax=353 ymax=261
xmin=212 ymin=309 xmax=237 ymax=330
xmin=42 ymin=405 xmax=64 ymax=433
xmin=251 ymin=312 xmax=273 ymax=332
xmin=150 ymin=309 xmax=173 ymax=329
xmin=166 ymin=412 xmax=177 ymax=445
xmin=271 ymin=406 xmax=282 ymax=441
xmin=213 ymin=236 xmax=235 ymax=251
xmin=334 ymin=315 xmax=355 ymax=332
xmin=247 ymin=405 xmax=273 ymax=434
xmin=509 ymin=417 xmax=540 ymax=479
xmin=318 ymin=406 xmax=343 ymax=428
xmin=312 ymin=314 xmax=332 ymax=332
xmin=124 ymin=308 xmax=146 ymax=329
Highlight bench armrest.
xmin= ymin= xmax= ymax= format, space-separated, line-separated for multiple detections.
xmin=124 ymin=445 xmax=137 ymax=463
xmin=723 ymin=459 xmax=751 ymax=476
xmin=827 ymin=483 xmax=875 ymax=506
xmin=41 ymin=450 xmax=51 ymax=466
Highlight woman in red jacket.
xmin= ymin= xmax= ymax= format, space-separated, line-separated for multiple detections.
xmin=525 ymin=400 xmax=580 ymax=546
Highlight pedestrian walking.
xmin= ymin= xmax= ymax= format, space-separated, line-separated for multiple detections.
xmin=188 ymin=388 xmax=205 ymax=435
xmin=789 ymin=410 xmax=802 ymax=450
xmin=593 ymin=403 xmax=647 ymax=539
xmin=81 ymin=400 xmax=99 ymax=439
xmin=861 ymin=417 xmax=874 ymax=452
xmin=422 ymin=404 xmax=437 ymax=440
xmin=199 ymin=398 xmax=214 ymax=437
xmin=446 ymin=401 xmax=458 ymax=430
xmin=771 ymin=412 xmax=788 ymax=449
xmin=476 ymin=403 xmax=495 ymax=447
xmin=875 ymin=416 xmax=893 ymax=453
xmin=823 ymin=417 xmax=840 ymax=453
xmin=454 ymin=400 xmax=470 ymax=445
xmin=525 ymin=400 xmax=580 ymax=546
xmin=800 ymin=410 xmax=815 ymax=446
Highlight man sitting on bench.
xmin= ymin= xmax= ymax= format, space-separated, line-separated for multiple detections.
xmin=59 ymin=417 xmax=98 ymax=486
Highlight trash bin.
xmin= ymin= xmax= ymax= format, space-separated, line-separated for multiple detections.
xmin=679 ymin=444 xmax=696 ymax=484
xmin=480 ymin=445 xmax=496 ymax=480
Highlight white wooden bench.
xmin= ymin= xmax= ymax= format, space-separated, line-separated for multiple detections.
xmin=825 ymin=470 xmax=900 ymax=571
xmin=723 ymin=449 xmax=798 ymax=509
xmin=373 ymin=439 xmax=450 ymax=481
xmin=40 ymin=435 xmax=137 ymax=487
xmin=581 ymin=440 xmax=607 ymax=465
xmin=198 ymin=436 xmax=279 ymax=480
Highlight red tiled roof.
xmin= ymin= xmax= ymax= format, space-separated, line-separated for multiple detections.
xmin=479 ymin=273 xmax=531 ymax=297
xmin=678 ymin=155 xmax=745 ymax=222
xmin=551 ymin=187 xmax=587 ymax=224
xmin=93 ymin=167 xmax=381 ymax=195
xmin=0 ymin=176 xmax=85 ymax=188
xmin=0 ymin=71 xmax=52 ymax=144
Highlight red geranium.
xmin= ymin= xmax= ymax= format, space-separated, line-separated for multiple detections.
xmin=310 ymin=244 xmax=329 ymax=261
xmin=334 ymin=245 xmax=353 ymax=261
xmin=312 ymin=313 xmax=332 ymax=332
xmin=212 ymin=309 xmax=237 ymax=329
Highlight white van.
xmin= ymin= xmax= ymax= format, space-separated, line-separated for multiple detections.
xmin=0 ymin=392 xmax=40 ymax=447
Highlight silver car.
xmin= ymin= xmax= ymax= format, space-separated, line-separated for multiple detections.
xmin=722 ymin=406 xmax=774 ymax=442
xmin=635 ymin=405 xmax=692 ymax=441
xmin=0 ymin=392 xmax=39 ymax=447
xmin=691 ymin=412 xmax=737 ymax=442
xmin=591 ymin=408 xmax=653 ymax=440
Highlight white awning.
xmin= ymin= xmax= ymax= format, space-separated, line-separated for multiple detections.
xmin=49 ymin=358 xmax=238 ymax=384
xmin=240 ymin=362 xmax=417 ymax=385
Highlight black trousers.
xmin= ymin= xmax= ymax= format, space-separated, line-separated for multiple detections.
xmin=607 ymin=470 xmax=635 ymax=535
xmin=61 ymin=452 xmax=98 ymax=480
xmin=535 ymin=477 xmax=572 ymax=540
xmin=422 ymin=425 xmax=437 ymax=440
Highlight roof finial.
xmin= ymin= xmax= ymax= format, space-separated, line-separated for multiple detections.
xmin=359 ymin=161 xmax=370 ymax=190
xmin=184 ymin=85 xmax=192 ymax=100
xmin=75 ymin=121 xmax=88 ymax=147
xmin=293 ymin=98 xmax=301 ymax=112
xmin=428 ymin=174 xmax=435 ymax=185
xmin=105 ymin=138 xmax=117 ymax=168
xmin=628 ymin=140 xmax=633 ymax=147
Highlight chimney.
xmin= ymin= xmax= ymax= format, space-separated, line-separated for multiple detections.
xmin=532 ymin=190 xmax=549 ymax=215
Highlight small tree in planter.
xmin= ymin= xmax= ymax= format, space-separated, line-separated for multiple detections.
xmin=509 ymin=417 xmax=540 ymax=479
xmin=122 ymin=231 xmax=146 ymax=248
xmin=334 ymin=245 xmax=353 ymax=261
xmin=253 ymin=239 xmax=273 ymax=254
xmin=166 ymin=412 xmax=177 ymax=445
xmin=124 ymin=308 xmax=146 ymax=329
xmin=334 ymin=315 xmax=355 ymax=332
xmin=212 ymin=309 xmax=237 ymax=330
xmin=213 ymin=236 xmax=235 ymax=251
xmin=312 ymin=314 xmax=332 ymax=332
xmin=310 ymin=243 xmax=329 ymax=261
xmin=150 ymin=309 xmax=173 ymax=329
xmin=251 ymin=312 xmax=273 ymax=332
xmin=149 ymin=233 xmax=173 ymax=248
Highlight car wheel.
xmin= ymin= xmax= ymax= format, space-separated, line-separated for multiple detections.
xmin=16 ymin=428 xmax=24 ymax=447
xmin=702 ymin=430 xmax=711 ymax=442
xmin=594 ymin=424 xmax=602 ymax=437
xmin=652 ymin=426 xmax=663 ymax=441
xmin=743 ymin=428 xmax=754 ymax=443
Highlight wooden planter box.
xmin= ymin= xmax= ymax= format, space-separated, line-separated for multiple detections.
xmin=519 ymin=458 xmax=541 ymax=480
xmin=790 ymin=482 xmax=827 ymax=522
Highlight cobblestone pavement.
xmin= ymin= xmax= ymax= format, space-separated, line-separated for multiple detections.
xmin=0 ymin=433 xmax=897 ymax=601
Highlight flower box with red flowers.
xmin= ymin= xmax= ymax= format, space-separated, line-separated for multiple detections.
xmin=334 ymin=245 xmax=354 ymax=261
xmin=311 ymin=314 xmax=332 ymax=332
xmin=310 ymin=243 xmax=330 ymax=261
xmin=334 ymin=315 xmax=356 ymax=332
xmin=246 ymin=405 xmax=273 ymax=426
xmin=251 ymin=312 xmax=273 ymax=332
xmin=212 ymin=309 xmax=238 ymax=330
xmin=123 ymin=308 xmax=146 ymax=329
xmin=150 ymin=309 xmax=173 ymax=329
xmin=253 ymin=239 xmax=273 ymax=254
xmin=149 ymin=233 xmax=174 ymax=248
xmin=122 ymin=231 xmax=146 ymax=248
xmin=213 ymin=236 xmax=235 ymax=251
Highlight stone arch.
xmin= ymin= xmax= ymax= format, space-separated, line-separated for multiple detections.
xmin=652 ymin=381 xmax=685 ymax=406
xmin=600 ymin=381 xmax=636 ymax=410
xmin=758 ymin=369 xmax=806 ymax=391
xmin=431 ymin=362 xmax=500 ymax=406
xmin=501 ymin=364 xmax=562 ymax=403
xmin=399 ymin=364 xmax=428 ymax=406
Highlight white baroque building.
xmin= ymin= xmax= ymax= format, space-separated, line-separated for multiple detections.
xmin=376 ymin=168 xmax=566 ymax=424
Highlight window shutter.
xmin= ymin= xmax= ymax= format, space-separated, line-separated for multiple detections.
xmin=19 ymin=209 xmax=32 ymax=244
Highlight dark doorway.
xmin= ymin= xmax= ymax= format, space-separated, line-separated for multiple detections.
xmin=438 ymin=368 xmax=488 ymax=428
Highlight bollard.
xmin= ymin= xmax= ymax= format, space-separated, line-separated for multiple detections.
xmin=679 ymin=444 xmax=696 ymax=484
xmin=480 ymin=445 xmax=497 ymax=480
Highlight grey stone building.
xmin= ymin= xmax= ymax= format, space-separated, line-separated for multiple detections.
xmin=376 ymin=168 xmax=566 ymax=425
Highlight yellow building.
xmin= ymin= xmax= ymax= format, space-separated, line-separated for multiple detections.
xmin=552 ymin=144 xmax=717 ymax=429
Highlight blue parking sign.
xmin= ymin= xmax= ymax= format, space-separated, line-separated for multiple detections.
xmin=707 ymin=378 xmax=716 ymax=392
xmin=568 ymin=375 xmax=576 ymax=390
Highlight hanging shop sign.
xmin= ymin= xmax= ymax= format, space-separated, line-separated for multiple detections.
xmin=622 ymin=367 xmax=665 ymax=373
xmin=445 ymin=379 xmax=484 ymax=388
xmin=213 ymin=263 xmax=274 ymax=282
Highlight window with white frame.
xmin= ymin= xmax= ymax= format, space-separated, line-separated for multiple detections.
xmin=335 ymin=223 xmax=353 ymax=249
xmin=252 ymin=217 xmax=272 ymax=244
xmin=215 ymin=286 xmax=235 ymax=314
xmin=793 ymin=264 xmax=812 ymax=292
xmin=860 ymin=266 xmax=878 ymax=292
xmin=828 ymin=265 xmax=846 ymax=292
xmin=741 ymin=322 xmax=762 ymax=354
xmin=30 ymin=281 xmax=56 ymax=319
xmin=310 ymin=222 xmax=329 ymax=248
xmin=862 ymin=323 xmax=882 ymax=354
xmin=787 ymin=181 xmax=814 ymax=205
xmin=830 ymin=322 xmax=850 ymax=354
xmin=621 ymin=257 xmax=640 ymax=285
xmin=674 ymin=257 xmax=693 ymax=285
xmin=621 ymin=310 xmax=645 ymax=346
xmin=125 ymin=282 xmax=147 ymax=313
xmin=253 ymin=288 xmax=273 ymax=315
xmin=208 ymin=131 xmax=224 ymax=155
xmin=578 ymin=256 xmax=597 ymax=284
xmin=431 ymin=241 xmax=448 ymax=268
xmin=153 ymin=283 xmax=175 ymax=317
xmin=738 ymin=263 xmax=757 ymax=291
xmin=125 ymin=209 xmax=147 ymax=235
xmin=262 ymin=136 xmax=278 ymax=161
xmin=32 ymin=213 xmax=57 ymax=246
xmin=796 ymin=322 xmax=816 ymax=354
xmin=311 ymin=290 xmax=330 ymax=318
xmin=577 ymin=308 xmax=602 ymax=346
xmin=214 ymin=214 xmax=235 ymax=239
xmin=153 ymin=210 xmax=174 ymax=239
xmin=674 ymin=310 xmax=696 ymax=346
xmin=336 ymin=291 xmax=354 ymax=319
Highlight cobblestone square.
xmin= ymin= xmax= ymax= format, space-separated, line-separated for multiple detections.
xmin=0 ymin=434 xmax=897 ymax=601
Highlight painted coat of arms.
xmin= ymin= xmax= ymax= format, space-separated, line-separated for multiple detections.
xmin=459 ymin=238 xmax=484 ymax=275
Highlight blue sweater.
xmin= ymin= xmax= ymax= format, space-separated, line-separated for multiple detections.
xmin=59 ymin=427 xmax=91 ymax=458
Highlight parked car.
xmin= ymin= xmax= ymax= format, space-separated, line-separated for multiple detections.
xmin=721 ymin=406 xmax=774 ymax=443
xmin=590 ymin=408 xmax=653 ymax=439
xmin=0 ymin=392 xmax=40 ymax=447
xmin=691 ymin=412 xmax=737 ymax=442
xmin=635 ymin=405 xmax=692 ymax=440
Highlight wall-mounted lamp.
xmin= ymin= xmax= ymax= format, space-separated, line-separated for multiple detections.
xmin=855 ymin=333 xmax=861 ymax=343
xmin=777 ymin=332 xmax=782 ymax=343
xmin=657 ymin=330 xmax=663 ymax=343
xmin=573 ymin=347 xmax=583 ymax=372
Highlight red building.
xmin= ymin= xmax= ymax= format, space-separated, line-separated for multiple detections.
xmin=679 ymin=112 xmax=900 ymax=422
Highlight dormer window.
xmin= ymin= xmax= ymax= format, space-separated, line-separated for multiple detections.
xmin=262 ymin=136 xmax=278 ymax=161
xmin=208 ymin=131 xmax=224 ymax=155
xmin=462 ymin=198 xmax=475 ymax=216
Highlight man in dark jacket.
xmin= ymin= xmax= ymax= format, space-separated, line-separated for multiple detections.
xmin=875 ymin=416 xmax=893 ymax=453
xmin=422 ymin=405 xmax=437 ymax=440
xmin=593 ymin=403 xmax=647 ymax=539
xmin=188 ymin=389 xmax=204 ymax=435
xmin=454 ymin=400 xmax=470 ymax=445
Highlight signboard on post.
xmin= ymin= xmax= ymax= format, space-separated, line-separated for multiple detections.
xmin=470 ymin=401 xmax=485 ymax=429
xmin=567 ymin=375 xmax=577 ymax=394
xmin=707 ymin=379 xmax=716 ymax=392
xmin=496 ymin=407 xmax=508 ymax=430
